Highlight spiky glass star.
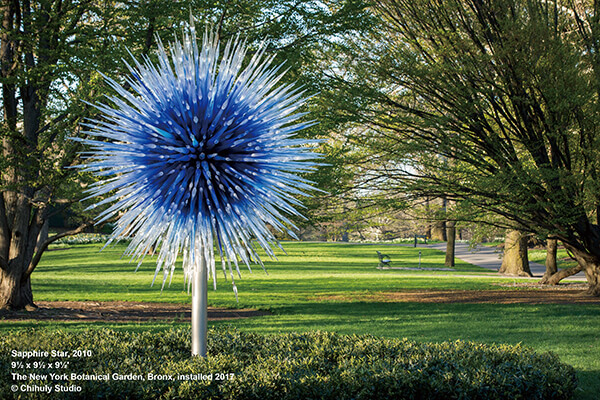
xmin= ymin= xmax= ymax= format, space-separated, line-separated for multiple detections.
xmin=77 ymin=25 xmax=319 ymax=297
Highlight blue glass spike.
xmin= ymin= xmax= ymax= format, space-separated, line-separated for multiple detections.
xmin=77 ymin=24 xmax=321 ymax=294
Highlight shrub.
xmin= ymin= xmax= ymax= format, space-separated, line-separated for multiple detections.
xmin=0 ymin=328 xmax=577 ymax=399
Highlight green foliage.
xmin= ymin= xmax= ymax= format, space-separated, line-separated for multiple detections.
xmin=0 ymin=328 xmax=577 ymax=400
xmin=328 ymin=0 xmax=600 ymax=263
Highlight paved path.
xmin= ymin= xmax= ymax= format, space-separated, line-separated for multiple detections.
xmin=424 ymin=242 xmax=586 ymax=281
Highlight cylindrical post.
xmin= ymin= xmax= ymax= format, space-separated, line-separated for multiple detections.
xmin=191 ymin=252 xmax=208 ymax=357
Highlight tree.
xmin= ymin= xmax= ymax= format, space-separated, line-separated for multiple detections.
xmin=539 ymin=236 xmax=584 ymax=284
xmin=332 ymin=0 xmax=600 ymax=294
xmin=0 ymin=0 xmax=373 ymax=310
xmin=499 ymin=230 xmax=532 ymax=277
xmin=0 ymin=0 xmax=211 ymax=310
xmin=0 ymin=0 xmax=115 ymax=310
xmin=429 ymin=195 xmax=447 ymax=241
xmin=540 ymin=237 xmax=559 ymax=283
xmin=445 ymin=220 xmax=456 ymax=267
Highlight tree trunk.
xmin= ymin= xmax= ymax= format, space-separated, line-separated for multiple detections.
xmin=0 ymin=219 xmax=89 ymax=310
xmin=445 ymin=220 xmax=456 ymax=267
xmin=541 ymin=264 xmax=584 ymax=285
xmin=499 ymin=230 xmax=532 ymax=276
xmin=560 ymin=243 xmax=600 ymax=296
xmin=0 ymin=268 xmax=35 ymax=310
xmin=430 ymin=220 xmax=446 ymax=241
xmin=539 ymin=238 xmax=558 ymax=284
xmin=0 ymin=194 xmax=39 ymax=310
xmin=584 ymin=263 xmax=600 ymax=296
xmin=341 ymin=230 xmax=349 ymax=242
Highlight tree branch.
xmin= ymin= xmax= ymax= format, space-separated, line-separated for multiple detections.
xmin=216 ymin=0 xmax=229 ymax=40
xmin=21 ymin=221 xmax=92 ymax=284
xmin=539 ymin=264 xmax=585 ymax=285
xmin=35 ymin=111 xmax=67 ymax=138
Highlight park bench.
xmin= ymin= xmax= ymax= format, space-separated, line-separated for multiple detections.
xmin=376 ymin=251 xmax=391 ymax=268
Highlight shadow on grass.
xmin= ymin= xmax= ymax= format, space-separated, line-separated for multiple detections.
xmin=30 ymin=277 xmax=500 ymax=304
xmin=208 ymin=301 xmax=600 ymax=350
xmin=0 ymin=320 xmax=189 ymax=333
xmin=575 ymin=370 xmax=600 ymax=399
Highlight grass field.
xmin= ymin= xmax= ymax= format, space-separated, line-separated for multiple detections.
xmin=2 ymin=241 xmax=599 ymax=399
xmin=528 ymin=248 xmax=580 ymax=269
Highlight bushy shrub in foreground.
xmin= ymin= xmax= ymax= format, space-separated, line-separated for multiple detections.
xmin=0 ymin=328 xmax=576 ymax=399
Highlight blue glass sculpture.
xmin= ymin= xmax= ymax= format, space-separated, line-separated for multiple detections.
xmin=77 ymin=24 xmax=319 ymax=355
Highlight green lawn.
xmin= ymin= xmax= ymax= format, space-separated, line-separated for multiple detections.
xmin=29 ymin=242 xmax=498 ymax=307
xmin=2 ymin=241 xmax=599 ymax=399
xmin=528 ymin=248 xmax=579 ymax=269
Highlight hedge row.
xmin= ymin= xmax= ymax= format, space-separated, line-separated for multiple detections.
xmin=0 ymin=328 xmax=577 ymax=399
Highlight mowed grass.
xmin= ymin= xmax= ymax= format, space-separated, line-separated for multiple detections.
xmin=529 ymin=248 xmax=580 ymax=269
xmin=30 ymin=242 xmax=497 ymax=307
xmin=2 ymin=241 xmax=599 ymax=399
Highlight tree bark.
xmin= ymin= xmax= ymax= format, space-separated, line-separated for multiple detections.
xmin=541 ymin=264 xmax=584 ymax=285
xmin=584 ymin=263 xmax=600 ymax=296
xmin=0 ymin=267 xmax=35 ymax=310
xmin=571 ymin=251 xmax=600 ymax=296
xmin=0 ymin=0 xmax=36 ymax=310
xmin=499 ymin=230 xmax=532 ymax=277
xmin=430 ymin=220 xmax=446 ymax=241
xmin=445 ymin=220 xmax=456 ymax=267
xmin=0 ymin=192 xmax=38 ymax=310
xmin=539 ymin=238 xmax=559 ymax=284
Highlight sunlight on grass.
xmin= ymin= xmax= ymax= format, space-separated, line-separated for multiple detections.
xmin=34 ymin=242 xmax=500 ymax=307
xmin=528 ymin=248 xmax=579 ymax=269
